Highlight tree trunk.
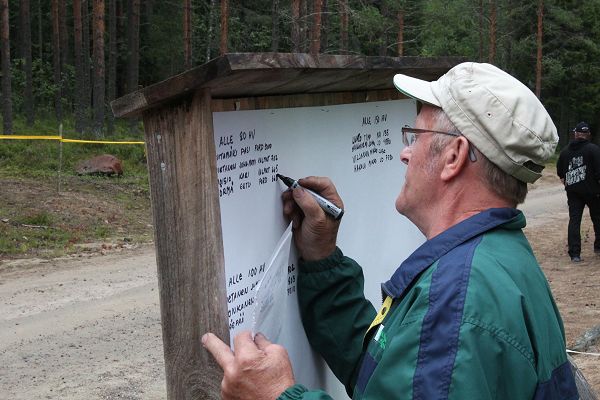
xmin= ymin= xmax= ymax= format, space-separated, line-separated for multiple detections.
xmin=37 ymin=0 xmax=43 ymax=61
xmin=535 ymin=0 xmax=543 ymax=98
xmin=479 ymin=0 xmax=484 ymax=61
xmin=378 ymin=0 xmax=388 ymax=56
xmin=82 ymin=0 xmax=91 ymax=119
xmin=397 ymin=9 xmax=404 ymax=56
xmin=51 ymin=0 xmax=62 ymax=121
xmin=271 ymin=0 xmax=280 ymax=52
xmin=206 ymin=0 xmax=216 ymax=61
xmin=127 ymin=0 xmax=140 ymax=94
xmin=301 ymin=0 xmax=308 ymax=52
xmin=506 ymin=0 xmax=514 ymax=70
xmin=144 ymin=1 xmax=154 ymax=55
xmin=1 ymin=0 xmax=12 ymax=134
xmin=488 ymin=0 xmax=496 ymax=63
xmin=74 ymin=0 xmax=86 ymax=133
xmin=92 ymin=0 xmax=105 ymax=137
xmin=291 ymin=0 xmax=300 ymax=52
xmin=59 ymin=0 xmax=69 ymax=68
xmin=339 ymin=0 xmax=348 ymax=54
xmin=20 ymin=0 xmax=34 ymax=126
xmin=321 ymin=0 xmax=328 ymax=52
xmin=310 ymin=0 xmax=323 ymax=55
xmin=183 ymin=0 xmax=192 ymax=69
xmin=125 ymin=0 xmax=140 ymax=130
xmin=219 ymin=0 xmax=229 ymax=55
xmin=107 ymin=0 xmax=117 ymax=134
xmin=59 ymin=0 xmax=71 ymax=114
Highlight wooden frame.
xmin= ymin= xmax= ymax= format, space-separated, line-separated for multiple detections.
xmin=111 ymin=52 xmax=462 ymax=399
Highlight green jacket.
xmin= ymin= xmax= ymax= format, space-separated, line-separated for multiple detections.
xmin=279 ymin=208 xmax=577 ymax=400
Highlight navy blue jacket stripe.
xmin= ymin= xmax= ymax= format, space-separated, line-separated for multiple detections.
xmin=533 ymin=361 xmax=579 ymax=400
xmin=355 ymin=352 xmax=378 ymax=395
xmin=412 ymin=235 xmax=481 ymax=400
xmin=383 ymin=208 xmax=520 ymax=300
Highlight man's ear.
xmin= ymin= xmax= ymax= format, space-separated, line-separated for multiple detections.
xmin=440 ymin=137 xmax=471 ymax=182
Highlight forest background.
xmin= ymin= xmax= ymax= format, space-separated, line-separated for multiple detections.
xmin=0 ymin=0 xmax=599 ymax=148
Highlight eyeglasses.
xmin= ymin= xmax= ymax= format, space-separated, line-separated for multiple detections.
xmin=401 ymin=126 xmax=477 ymax=162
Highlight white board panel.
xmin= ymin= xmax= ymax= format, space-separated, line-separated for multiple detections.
xmin=213 ymin=99 xmax=424 ymax=397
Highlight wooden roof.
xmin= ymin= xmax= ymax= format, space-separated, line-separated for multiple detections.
xmin=111 ymin=52 xmax=465 ymax=118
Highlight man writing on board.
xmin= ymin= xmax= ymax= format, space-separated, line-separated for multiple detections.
xmin=203 ymin=63 xmax=578 ymax=399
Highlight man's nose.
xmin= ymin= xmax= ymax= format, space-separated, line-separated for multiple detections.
xmin=400 ymin=145 xmax=411 ymax=165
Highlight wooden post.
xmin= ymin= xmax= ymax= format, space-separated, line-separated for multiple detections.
xmin=57 ymin=123 xmax=63 ymax=193
xmin=142 ymin=88 xmax=229 ymax=399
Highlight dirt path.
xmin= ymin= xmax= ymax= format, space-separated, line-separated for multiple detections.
xmin=522 ymin=174 xmax=600 ymax=395
xmin=1 ymin=174 xmax=599 ymax=399
xmin=0 ymin=247 xmax=166 ymax=399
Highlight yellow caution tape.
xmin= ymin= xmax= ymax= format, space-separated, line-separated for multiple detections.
xmin=0 ymin=135 xmax=144 ymax=145
xmin=0 ymin=135 xmax=63 ymax=140
xmin=61 ymin=138 xmax=145 ymax=144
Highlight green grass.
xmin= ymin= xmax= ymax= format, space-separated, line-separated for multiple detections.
xmin=0 ymin=116 xmax=153 ymax=259
xmin=0 ymin=177 xmax=153 ymax=259
xmin=2 ymin=115 xmax=147 ymax=179
xmin=18 ymin=211 xmax=54 ymax=226
xmin=0 ymin=225 xmax=74 ymax=257
xmin=93 ymin=224 xmax=112 ymax=239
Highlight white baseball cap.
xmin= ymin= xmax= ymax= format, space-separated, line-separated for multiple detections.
xmin=393 ymin=62 xmax=558 ymax=183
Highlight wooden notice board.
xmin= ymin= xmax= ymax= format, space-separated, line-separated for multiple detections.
xmin=111 ymin=53 xmax=462 ymax=399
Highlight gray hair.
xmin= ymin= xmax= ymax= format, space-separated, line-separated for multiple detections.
xmin=428 ymin=108 xmax=527 ymax=206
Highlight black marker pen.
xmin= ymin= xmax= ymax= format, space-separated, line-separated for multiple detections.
xmin=276 ymin=174 xmax=344 ymax=220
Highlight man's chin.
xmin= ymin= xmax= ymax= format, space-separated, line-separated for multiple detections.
xmin=395 ymin=196 xmax=408 ymax=216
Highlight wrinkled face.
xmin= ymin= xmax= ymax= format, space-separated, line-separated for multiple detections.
xmin=395 ymin=105 xmax=442 ymax=222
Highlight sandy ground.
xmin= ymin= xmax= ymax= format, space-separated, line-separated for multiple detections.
xmin=0 ymin=247 xmax=166 ymax=399
xmin=0 ymin=172 xmax=599 ymax=399
xmin=522 ymin=172 xmax=600 ymax=394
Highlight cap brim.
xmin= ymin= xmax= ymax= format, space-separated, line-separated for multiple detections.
xmin=393 ymin=74 xmax=441 ymax=107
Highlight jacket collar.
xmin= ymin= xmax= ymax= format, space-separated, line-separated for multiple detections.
xmin=382 ymin=208 xmax=524 ymax=299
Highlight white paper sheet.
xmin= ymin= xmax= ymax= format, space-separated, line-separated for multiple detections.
xmin=213 ymin=100 xmax=424 ymax=397
xmin=251 ymin=222 xmax=293 ymax=342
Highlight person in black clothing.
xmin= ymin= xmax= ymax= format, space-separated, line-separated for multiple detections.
xmin=557 ymin=122 xmax=600 ymax=262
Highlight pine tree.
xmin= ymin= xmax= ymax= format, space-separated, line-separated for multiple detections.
xmin=51 ymin=0 xmax=62 ymax=121
xmin=183 ymin=0 xmax=192 ymax=68
xmin=82 ymin=0 xmax=91 ymax=114
xmin=220 ymin=0 xmax=229 ymax=54
xmin=0 ymin=0 xmax=12 ymax=134
xmin=292 ymin=0 xmax=301 ymax=52
xmin=74 ymin=0 xmax=87 ymax=133
xmin=489 ymin=0 xmax=497 ymax=63
xmin=127 ymin=0 xmax=140 ymax=93
xmin=535 ymin=0 xmax=544 ymax=98
xmin=107 ymin=0 xmax=117 ymax=134
xmin=310 ymin=0 xmax=323 ymax=55
xmin=207 ymin=0 xmax=217 ymax=61
xmin=92 ymin=0 xmax=105 ymax=136
xmin=271 ymin=0 xmax=280 ymax=51
xmin=339 ymin=0 xmax=348 ymax=53
xmin=20 ymin=0 xmax=34 ymax=126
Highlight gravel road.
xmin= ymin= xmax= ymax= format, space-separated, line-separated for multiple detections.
xmin=0 ymin=247 xmax=166 ymax=399
xmin=519 ymin=184 xmax=567 ymax=228
xmin=0 ymin=181 xmax=574 ymax=399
